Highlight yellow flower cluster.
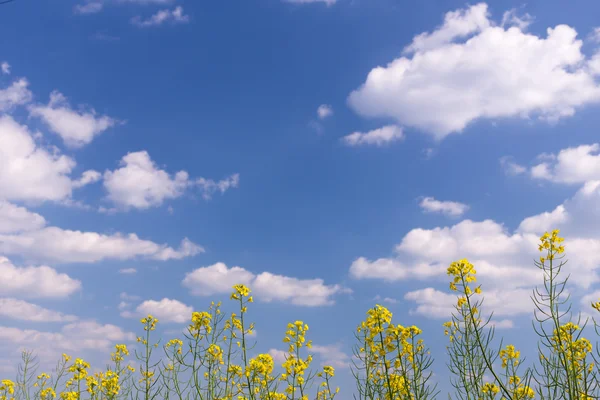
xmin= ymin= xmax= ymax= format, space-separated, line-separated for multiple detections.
xmin=110 ymin=343 xmax=129 ymax=363
xmin=550 ymin=322 xmax=594 ymax=381
xmin=482 ymin=382 xmax=500 ymax=395
xmin=207 ymin=343 xmax=225 ymax=365
xmin=33 ymin=374 xmax=56 ymax=400
xmin=40 ymin=387 xmax=56 ymax=400
xmin=245 ymin=353 xmax=278 ymax=396
xmin=166 ymin=338 xmax=184 ymax=355
xmin=538 ymin=229 xmax=565 ymax=263
xmin=190 ymin=311 xmax=212 ymax=338
xmin=140 ymin=314 xmax=158 ymax=331
xmin=316 ymin=366 xmax=339 ymax=400
xmin=499 ymin=344 xmax=521 ymax=369
xmin=281 ymin=321 xmax=313 ymax=396
xmin=0 ymin=379 xmax=15 ymax=399
xmin=67 ymin=358 xmax=91 ymax=382
xmin=230 ymin=284 xmax=251 ymax=300
xmin=100 ymin=370 xmax=121 ymax=397
xmin=355 ymin=304 xmax=429 ymax=399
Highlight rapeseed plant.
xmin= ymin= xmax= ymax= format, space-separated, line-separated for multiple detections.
xmin=5 ymin=229 xmax=600 ymax=399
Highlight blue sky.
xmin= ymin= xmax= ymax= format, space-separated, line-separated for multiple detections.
xmin=3 ymin=0 xmax=600 ymax=396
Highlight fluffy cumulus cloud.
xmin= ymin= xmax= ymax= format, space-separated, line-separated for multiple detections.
xmin=0 ymin=201 xmax=46 ymax=233
xmin=0 ymin=79 xmax=32 ymax=111
xmin=0 ymin=298 xmax=78 ymax=322
xmin=0 ymin=320 xmax=135 ymax=365
xmin=528 ymin=144 xmax=600 ymax=184
xmin=0 ymin=116 xmax=101 ymax=203
xmin=182 ymin=262 xmax=348 ymax=306
xmin=404 ymin=287 xmax=531 ymax=319
xmin=419 ymin=197 xmax=469 ymax=217
xmin=29 ymin=91 xmax=117 ymax=148
xmin=0 ymin=227 xmax=202 ymax=263
xmin=103 ymin=151 xmax=239 ymax=209
xmin=131 ymin=6 xmax=189 ymax=27
xmin=103 ymin=151 xmax=189 ymax=210
xmin=342 ymin=125 xmax=404 ymax=147
xmin=348 ymin=3 xmax=600 ymax=139
xmin=0 ymin=257 xmax=81 ymax=299
xmin=121 ymin=298 xmax=193 ymax=323
xmin=310 ymin=344 xmax=351 ymax=368
xmin=1 ymin=62 xmax=10 ymax=75
xmin=350 ymin=171 xmax=600 ymax=321
xmin=0 ymin=130 xmax=202 ymax=263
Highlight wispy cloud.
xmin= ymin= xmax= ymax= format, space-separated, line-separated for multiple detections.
xmin=131 ymin=6 xmax=190 ymax=28
xmin=342 ymin=125 xmax=404 ymax=147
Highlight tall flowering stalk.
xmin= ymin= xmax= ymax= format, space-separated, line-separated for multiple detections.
xmin=531 ymin=230 xmax=598 ymax=400
xmin=133 ymin=315 xmax=162 ymax=400
xmin=352 ymin=304 xmax=436 ymax=400
xmin=445 ymin=258 xmax=535 ymax=400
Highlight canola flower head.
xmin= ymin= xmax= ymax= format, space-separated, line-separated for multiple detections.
xmin=140 ymin=314 xmax=159 ymax=331
xmin=231 ymin=284 xmax=251 ymax=300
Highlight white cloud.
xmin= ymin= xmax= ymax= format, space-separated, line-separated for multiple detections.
xmin=103 ymin=151 xmax=189 ymax=209
xmin=284 ymin=0 xmax=336 ymax=5
xmin=348 ymin=3 xmax=600 ymax=139
xmin=489 ymin=319 xmax=514 ymax=329
xmin=123 ymin=298 xmax=192 ymax=323
xmin=311 ymin=344 xmax=351 ymax=369
xmin=1 ymin=62 xmax=10 ymax=75
xmin=350 ymin=257 xmax=444 ymax=282
xmin=373 ymin=295 xmax=398 ymax=304
xmin=268 ymin=349 xmax=288 ymax=365
xmin=499 ymin=156 xmax=526 ymax=176
xmin=529 ymin=144 xmax=600 ymax=184
xmin=182 ymin=263 xmax=254 ymax=296
xmin=74 ymin=0 xmax=173 ymax=15
xmin=0 ymin=201 xmax=46 ymax=233
xmin=118 ymin=268 xmax=137 ymax=275
xmin=591 ymin=27 xmax=600 ymax=43
xmin=196 ymin=174 xmax=240 ymax=200
xmin=73 ymin=170 xmax=101 ymax=189
xmin=351 ymin=177 xmax=600 ymax=321
xmin=74 ymin=2 xmax=103 ymax=14
xmin=404 ymin=287 xmax=532 ymax=318
xmin=183 ymin=262 xmax=347 ymax=306
xmin=0 ymin=298 xmax=78 ymax=322
xmin=500 ymin=8 xmax=533 ymax=31
xmin=403 ymin=3 xmax=491 ymax=54
xmin=29 ymin=91 xmax=117 ymax=148
xmin=119 ymin=0 xmax=174 ymax=3
xmin=342 ymin=125 xmax=404 ymax=147
xmin=0 ymin=257 xmax=81 ymax=299
xmin=518 ymin=180 xmax=600 ymax=242
xmin=0 ymin=227 xmax=203 ymax=263
xmin=104 ymin=151 xmax=238 ymax=209
xmin=317 ymin=104 xmax=333 ymax=119
xmin=131 ymin=6 xmax=190 ymax=27
xmin=0 ymin=320 xmax=135 ymax=359
xmin=0 ymin=79 xmax=32 ymax=111
xmin=0 ymin=115 xmax=99 ymax=203
xmin=419 ymin=197 xmax=469 ymax=217
xmin=120 ymin=292 xmax=141 ymax=301
xmin=518 ymin=205 xmax=568 ymax=233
